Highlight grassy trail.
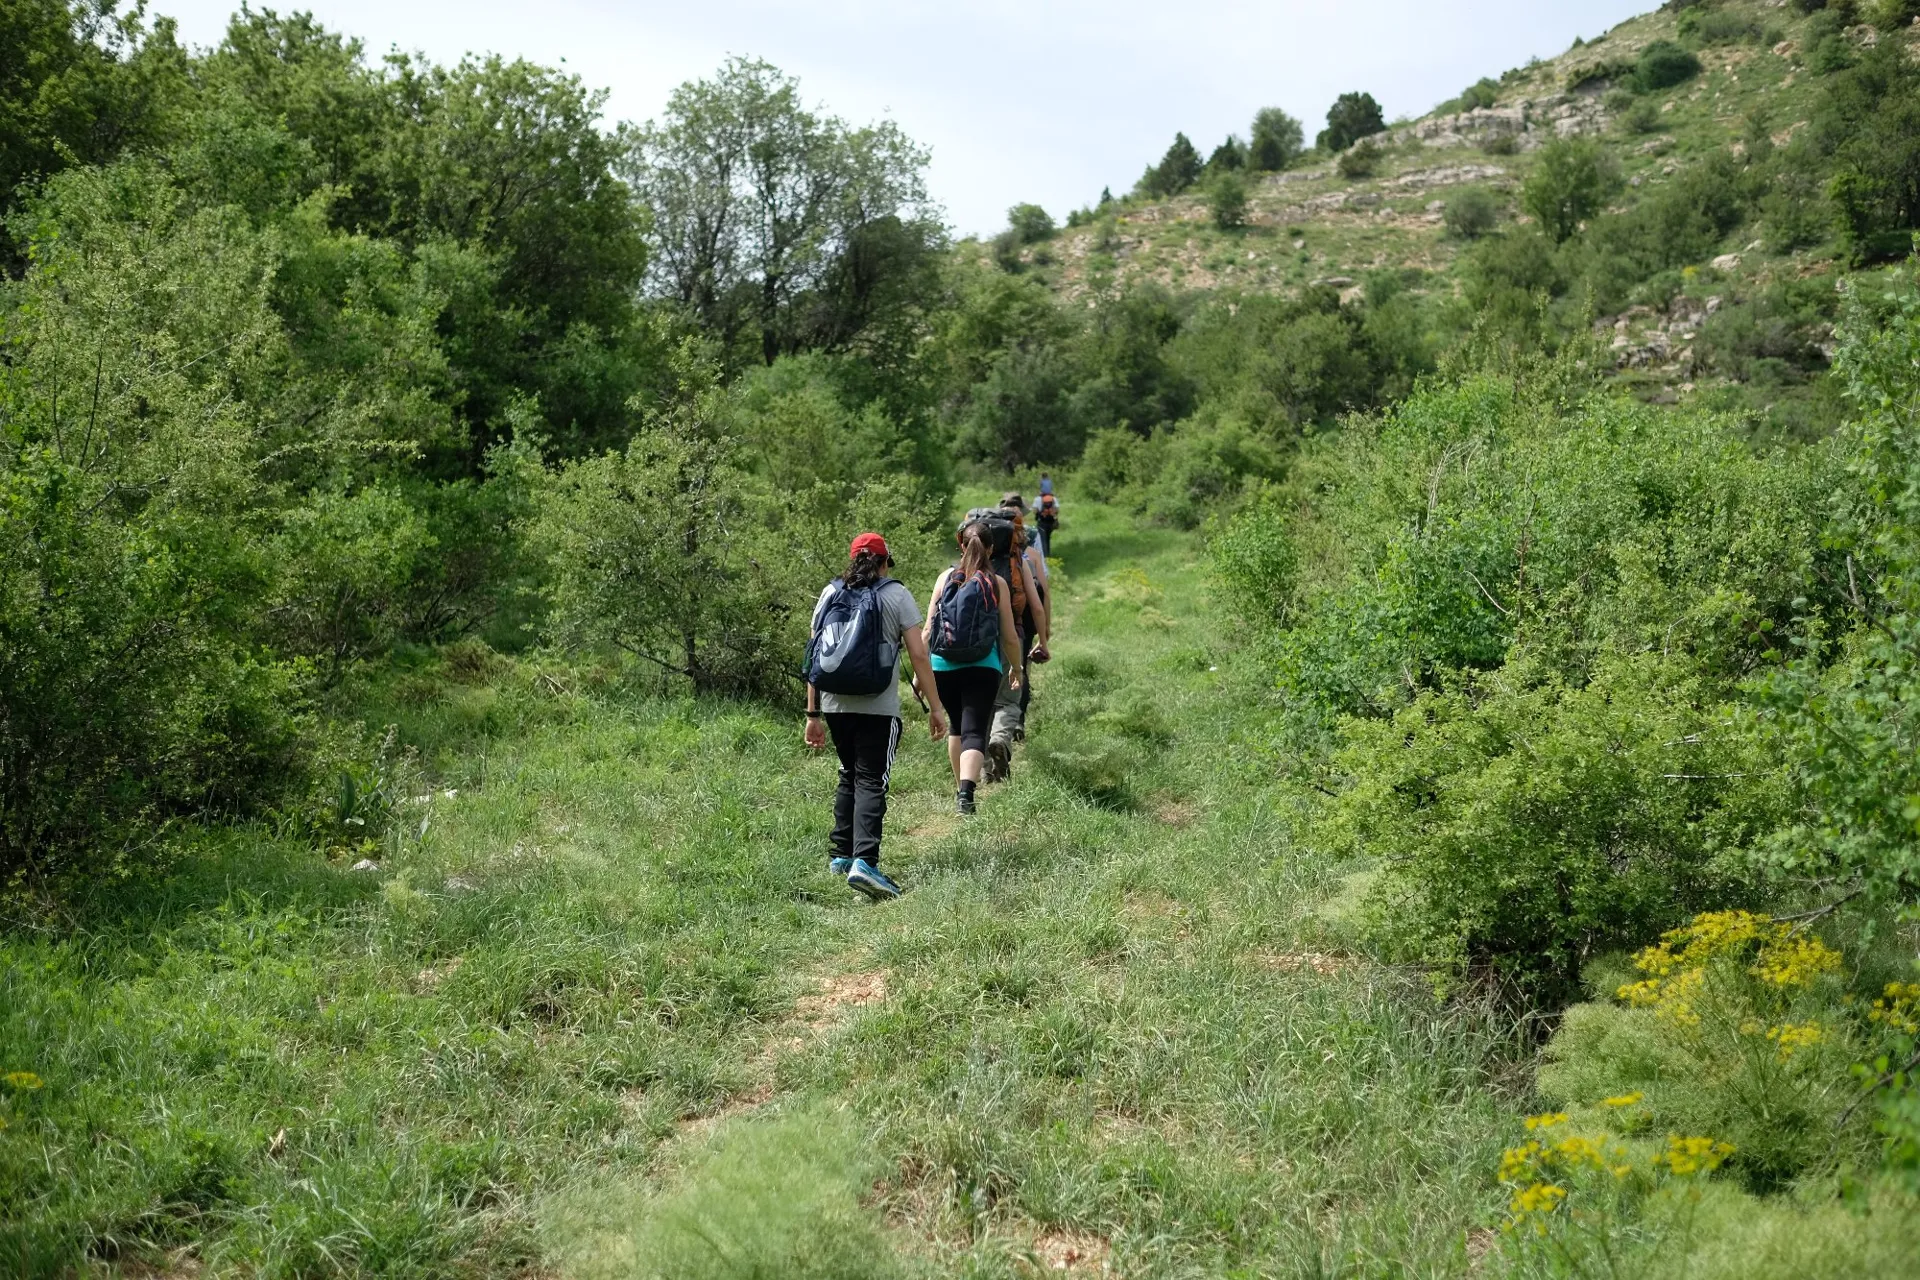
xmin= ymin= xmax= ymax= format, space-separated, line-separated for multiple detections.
xmin=2 ymin=502 xmax=1517 ymax=1278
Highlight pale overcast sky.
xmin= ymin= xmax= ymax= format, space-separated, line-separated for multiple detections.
xmin=154 ymin=1 xmax=1651 ymax=238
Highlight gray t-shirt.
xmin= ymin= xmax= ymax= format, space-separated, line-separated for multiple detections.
xmin=810 ymin=579 xmax=921 ymax=718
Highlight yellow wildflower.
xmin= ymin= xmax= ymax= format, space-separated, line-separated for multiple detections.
xmin=1499 ymin=1141 xmax=1544 ymax=1183
xmin=1751 ymin=933 xmax=1842 ymax=989
xmin=1601 ymin=1092 xmax=1644 ymax=1108
xmin=1869 ymin=983 xmax=1920 ymax=1037
xmin=1551 ymin=1135 xmax=1607 ymax=1169
xmin=1510 ymin=1183 xmax=1567 ymax=1216
xmin=1767 ymin=1021 xmax=1824 ymax=1061
xmin=1656 ymin=1135 xmax=1735 ymax=1176
xmin=1524 ymin=1112 xmax=1569 ymax=1131
xmin=2 ymin=1072 xmax=42 ymax=1091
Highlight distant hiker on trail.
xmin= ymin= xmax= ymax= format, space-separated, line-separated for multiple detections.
xmin=804 ymin=533 xmax=948 ymax=901
xmin=989 ymin=494 xmax=1051 ymax=761
xmin=925 ymin=523 xmax=1023 ymax=816
xmin=1035 ymin=474 xmax=1060 ymax=558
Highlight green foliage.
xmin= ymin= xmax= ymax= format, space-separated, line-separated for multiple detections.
xmin=1335 ymin=138 xmax=1382 ymax=179
xmin=1335 ymin=656 xmax=1777 ymax=1000
xmin=1007 ymin=201 xmax=1055 ymax=244
xmin=0 ymin=1 xmax=187 ymax=265
xmin=1137 ymin=131 xmax=1203 ymax=197
xmin=1317 ymin=91 xmax=1386 ymax=153
xmin=1522 ymin=137 xmax=1624 ymax=243
xmin=1207 ymin=169 xmax=1249 ymax=230
xmin=1443 ymin=186 xmax=1500 ymax=240
xmin=1248 ymin=107 xmax=1304 ymax=172
xmin=630 ymin=57 xmax=942 ymax=369
xmin=1635 ymin=40 xmax=1704 ymax=93
xmin=1440 ymin=77 xmax=1502 ymax=115
xmin=1757 ymin=265 xmax=1920 ymax=910
xmin=1205 ymin=135 xmax=1246 ymax=173
xmin=1813 ymin=42 xmax=1920 ymax=262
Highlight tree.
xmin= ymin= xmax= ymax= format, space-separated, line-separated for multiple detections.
xmin=1249 ymin=107 xmax=1304 ymax=172
xmin=1209 ymin=169 xmax=1250 ymax=229
xmin=629 ymin=58 xmax=940 ymax=367
xmin=1207 ymin=135 xmax=1246 ymax=172
xmin=0 ymin=0 xmax=188 ymax=255
xmin=1521 ymin=137 xmax=1622 ymax=242
xmin=1317 ymin=92 xmax=1386 ymax=153
xmin=1137 ymin=132 xmax=1203 ymax=198
xmin=1007 ymin=202 xmax=1055 ymax=244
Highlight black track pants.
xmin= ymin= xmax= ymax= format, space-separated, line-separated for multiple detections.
xmin=825 ymin=713 xmax=901 ymax=867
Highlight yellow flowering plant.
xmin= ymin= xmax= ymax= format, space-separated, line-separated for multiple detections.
xmin=1592 ymin=910 xmax=1858 ymax=1187
xmin=1496 ymin=1109 xmax=1738 ymax=1277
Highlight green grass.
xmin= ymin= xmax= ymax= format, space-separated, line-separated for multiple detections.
xmin=0 ymin=501 xmax=1531 ymax=1276
xmin=14 ymin=497 xmax=1902 ymax=1278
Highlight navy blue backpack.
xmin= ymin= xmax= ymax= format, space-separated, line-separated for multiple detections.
xmin=804 ymin=579 xmax=898 ymax=696
xmin=928 ymin=570 xmax=1000 ymax=664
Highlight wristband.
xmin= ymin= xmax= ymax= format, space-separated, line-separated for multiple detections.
xmin=806 ymin=711 xmax=822 ymax=719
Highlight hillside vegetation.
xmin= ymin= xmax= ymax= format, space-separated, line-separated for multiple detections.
xmin=6 ymin=0 xmax=1920 ymax=1276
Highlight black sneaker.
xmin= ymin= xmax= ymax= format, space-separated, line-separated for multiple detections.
xmin=957 ymin=790 xmax=977 ymax=816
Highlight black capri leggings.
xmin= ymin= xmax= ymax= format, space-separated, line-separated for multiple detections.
xmin=934 ymin=665 xmax=1002 ymax=754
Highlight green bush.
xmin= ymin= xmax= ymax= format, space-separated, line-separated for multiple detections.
xmin=1336 ymin=139 xmax=1382 ymax=180
xmin=1334 ymin=656 xmax=1780 ymax=1000
xmin=1635 ymin=40 xmax=1704 ymax=93
xmin=1208 ymin=169 xmax=1250 ymax=230
xmin=1443 ymin=186 xmax=1500 ymax=239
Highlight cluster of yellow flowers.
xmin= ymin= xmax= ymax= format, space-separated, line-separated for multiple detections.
xmin=1870 ymin=982 xmax=1920 ymax=1037
xmin=1499 ymin=1109 xmax=1737 ymax=1234
xmin=1765 ymin=1020 xmax=1825 ymax=1060
xmin=1654 ymin=1135 xmax=1735 ymax=1177
xmin=1616 ymin=911 xmax=1843 ymax=1026
xmin=1 ymin=1072 xmax=41 ymax=1091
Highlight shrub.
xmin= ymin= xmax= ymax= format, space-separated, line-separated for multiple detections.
xmin=1480 ymin=133 xmax=1519 ymax=156
xmin=1208 ymin=169 xmax=1250 ymax=230
xmin=1619 ymin=95 xmax=1663 ymax=134
xmin=1443 ymin=186 xmax=1500 ymax=239
xmin=1141 ymin=413 xmax=1287 ymax=528
xmin=1756 ymin=264 xmax=1920 ymax=913
xmin=1522 ymin=137 xmax=1624 ymax=242
xmin=1248 ymin=107 xmax=1304 ymax=171
xmin=1336 ymin=139 xmax=1382 ymax=180
xmin=1318 ymin=91 xmax=1386 ymax=153
xmin=1205 ymin=135 xmax=1246 ymax=173
xmin=1635 ymin=40 xmax=1704 ymax=92
xmin=1335 ymin=656 xmax=1780 ymax=1001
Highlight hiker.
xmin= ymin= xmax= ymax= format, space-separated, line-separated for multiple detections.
xmin=925 ymin=523 xmax=1023 ymax=815
xmin=990 ymin=494 xmax=1051 ymax=760
xmin=804 ymin=532 xmax=949 ymax=901
xmin=1035 ymin=474 xmax=1060 ymax=558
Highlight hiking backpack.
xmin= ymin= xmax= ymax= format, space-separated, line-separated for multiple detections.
xmin=803 ymin=579 xmax=899 ymax=696
xmin=928 ymin=570 xmax=1001 ymax=664
xmin=960 ymin=508 xmax=1029 ymax=623
xmin=1036 ymin=493 xmax=1059 ymax=529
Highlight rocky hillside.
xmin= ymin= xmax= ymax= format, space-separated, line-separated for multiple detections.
xmin=999 ymin=0 xmax=1917 ymax=414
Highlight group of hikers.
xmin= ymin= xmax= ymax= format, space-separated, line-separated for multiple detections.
xmin=802 ymin=477 xmax=1062 ymax=901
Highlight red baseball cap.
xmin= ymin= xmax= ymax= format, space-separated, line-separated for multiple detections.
xmin=849 ymin=532 xmax=890 ymax=559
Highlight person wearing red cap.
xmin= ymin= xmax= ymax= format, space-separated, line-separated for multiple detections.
xmin=804 ymin=532 xmax=948 ymax=901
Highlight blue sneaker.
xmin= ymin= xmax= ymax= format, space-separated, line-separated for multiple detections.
xmin=846 ymin=859 xmax=902 ymax=901
xmin=828 ymin=856 xmax=853 ymax=879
